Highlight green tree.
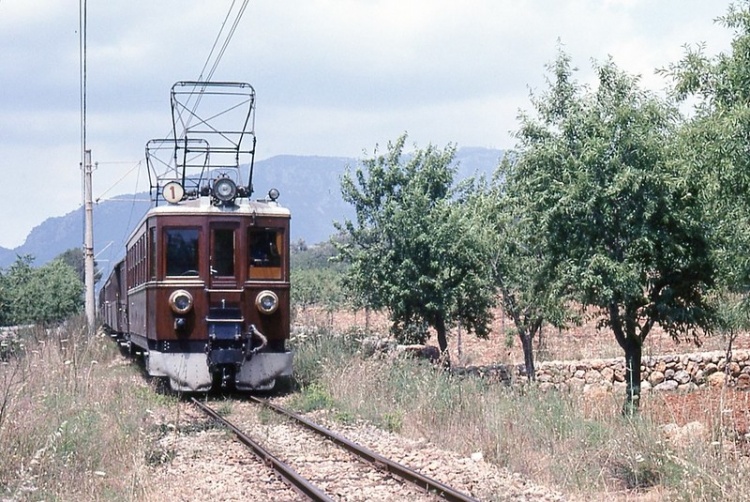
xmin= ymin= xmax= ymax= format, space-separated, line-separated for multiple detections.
xmin=0 ymin=269 xmax=8 ymax=326
xmin=510 ymin=52 xmax=716 ymax=413
xmin=335 ymin=135 xmax=496 ymax=357
xmin=664 ymin=0 xmax=750 ymax=331
xmin=2 ymin=255 xmax=84 ymax=325
xmin=291 ymin=239 xmax=348 ymax=312
xmin=470 ymin=173 xmax=570 ymax=381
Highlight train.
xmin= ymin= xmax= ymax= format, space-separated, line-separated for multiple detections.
xmin=99 ymin=81 xmax=292 ymax=392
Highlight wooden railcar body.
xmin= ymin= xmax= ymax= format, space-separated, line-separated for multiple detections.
xmin=101 ymin=195 xmax=292 ymax=392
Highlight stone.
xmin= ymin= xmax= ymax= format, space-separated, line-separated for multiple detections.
xmin=663 ymin=421 xmax=708 ymax=447
xmin=694 ymin=369 xmax=706 ymax=385
xmin=654 ymin=380 xmax=679 ymax=391
xmin=678 ymin=382 xmax=698 ymax=392
xmin=537 ymin=373 xmax=553 ymax=383
xmin=649 ymin=371 xmax=665 ymax=386
xmin=707 ymin=372 xmax=726 ymax=387
xmin=584 ymin=369 xmax=601 ymax=384
xmin=728 ymin=362 xmax=741 ymax=377
xmin=674 ymin=370 xmax=691 ymax=385
xmin=583 ymin=382 xmax=611 ymax=398
xmin=737 ymin=373 xmax=750 ymax=391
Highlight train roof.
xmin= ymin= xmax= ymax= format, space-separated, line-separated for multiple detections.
xmin=126 ymin=196 xmax=290 ymax=245
xmin=146 ymin=196 xmax=291 ymax=218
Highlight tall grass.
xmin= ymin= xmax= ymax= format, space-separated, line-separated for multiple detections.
xmin=0 ymin=317 xmax=176 ymax=501
xmin=291 ymin=330 xmax=750 ymax=500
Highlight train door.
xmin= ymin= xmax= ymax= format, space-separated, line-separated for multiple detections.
xmin=209 ymin=223 xmax=240 ymax=289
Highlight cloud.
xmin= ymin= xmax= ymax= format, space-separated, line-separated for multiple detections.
xmin=0 ymin=0 xmax=735 ymax=248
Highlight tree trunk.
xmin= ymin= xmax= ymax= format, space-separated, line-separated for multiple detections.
xmin=622 ymin=337 xmax=642 ymax=416
xmin=520 ymin=331 xmax=536 ymax=381
xmin=435 ymin=314 xmax=450 ymax=367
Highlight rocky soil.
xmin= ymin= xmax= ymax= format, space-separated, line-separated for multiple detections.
xmin=143 ymin=400 xmax=568 ymax=502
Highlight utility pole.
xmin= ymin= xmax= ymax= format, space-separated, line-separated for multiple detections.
xmin=80 ymin=0 xmax=94 ymax=332
xmin=83 ymin=150 xmax=96 ymax=330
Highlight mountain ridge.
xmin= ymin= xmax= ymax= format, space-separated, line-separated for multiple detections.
xmin=0 ymin=147 xmax=502 ymax=278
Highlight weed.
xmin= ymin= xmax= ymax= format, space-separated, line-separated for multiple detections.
xmin=257 ymin=406 xmax=279 ymax=425
xmin=0 ymin=315 xmax=162 ymax=500
xmin=290 ymin=382 xmax=336 ymax=413
xmin=334 ymin=409 xmax=356 ymax=425
xmin=380 ymin=411 xmax=403 ymax=433
xmin=214 ymin=400 xmax=233 ymax=417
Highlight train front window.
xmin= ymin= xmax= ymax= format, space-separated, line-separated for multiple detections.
xmin=248 ymin=228 xmax=282 ymax=279
xmin=212 ymin=228 xmax=235 ymax=276
xmin=165 ymin=228 xmax=200 ymax=277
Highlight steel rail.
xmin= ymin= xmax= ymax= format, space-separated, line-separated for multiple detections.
xmin=191 ymin=398 xmax=333 ymax=502
xmin=249 ymin=396 xmax=480 ymax=502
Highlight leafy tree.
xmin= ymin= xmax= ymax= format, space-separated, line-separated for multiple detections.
xmin=1 ymin=255 xmax=84 ymax=325
xmin=510 ymin=52 xmax=716 ymax=413
xmin=292 ymin=268 xmax=347 ymax=311
xmin=335 ymin=135 xmax=496 ymax=357
xmin=0 ymin=269 xmax=8 ymax=327
xmin=290 ymin=239 xmax=351 ymax=326
xmin=470 ymin=173 xmax=570 ymax=381
xmin=664 ymin=0 xmax=750 ymax=331
xmin=2 ymin=255 xmax=35 ymax=325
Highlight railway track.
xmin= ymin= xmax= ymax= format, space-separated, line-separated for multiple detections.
xmin=191 ymin=397 xmax=480 ymax=502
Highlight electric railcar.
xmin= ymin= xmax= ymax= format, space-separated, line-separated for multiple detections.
xmin=99 ymin=81 xmax=292 ymax=392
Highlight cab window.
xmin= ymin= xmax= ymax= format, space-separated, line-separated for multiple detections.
xmin=212 ymin=227 xmax=235 ymax=276
xmin=248 ymin=228 xmax=282 ymax=279
xmin=165 ymin=228 xmax=200 ymax=277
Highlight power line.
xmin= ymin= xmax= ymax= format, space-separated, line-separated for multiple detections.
xmin=180 ymin=0 xmax=250 ymax=137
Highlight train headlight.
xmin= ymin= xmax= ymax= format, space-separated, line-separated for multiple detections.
xmin=212 ymin=178 xmax=238 ymax=204
xmin=169 ymin=289 xmax=194 ymax=314
xmin=255 ymin=290 xmax=279 ymax=315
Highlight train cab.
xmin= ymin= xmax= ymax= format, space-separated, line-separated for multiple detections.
xmin=124 ymin=179 xmax=292 ymax=392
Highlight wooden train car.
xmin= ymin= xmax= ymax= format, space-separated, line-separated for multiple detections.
xmin=101 ymin=182 xmax=292 ymax=392
xmin=99 ymin=81 xmax=292 ymax=392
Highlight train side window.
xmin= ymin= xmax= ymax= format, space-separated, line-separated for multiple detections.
xmin=149 ymin=227 xmax=156 ymax=280
xmin=248 ymin=228 xmax=282 ymax=279
xmin=165 ymin=228 xmax=200 ymax=277
xmin=212 ymin=228 xmax=235 ymax=276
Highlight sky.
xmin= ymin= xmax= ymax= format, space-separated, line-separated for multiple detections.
xmin=0 ymin=0 xmax=737 ymax=249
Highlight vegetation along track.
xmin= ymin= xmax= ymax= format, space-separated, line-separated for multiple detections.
xmin=191 ymin=397 xmax=479 ymax=501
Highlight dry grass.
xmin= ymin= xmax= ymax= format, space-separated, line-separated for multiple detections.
xmin=1 ymin=305 xmax=744 ymax=500
xmin=0 ymin=317 xmax=176 ymax=501
xmin=291 ymin=325 xmax=750 ymax=501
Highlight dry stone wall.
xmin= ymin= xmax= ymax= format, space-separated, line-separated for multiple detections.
xmin=517 ymin=349 xmax=750 ymax=393
xmin=373 ymin=338 xmax=750 ymax=394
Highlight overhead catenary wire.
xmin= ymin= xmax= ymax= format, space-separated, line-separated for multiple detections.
xmin=180 ymin=0 xmax=250 ymax=138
